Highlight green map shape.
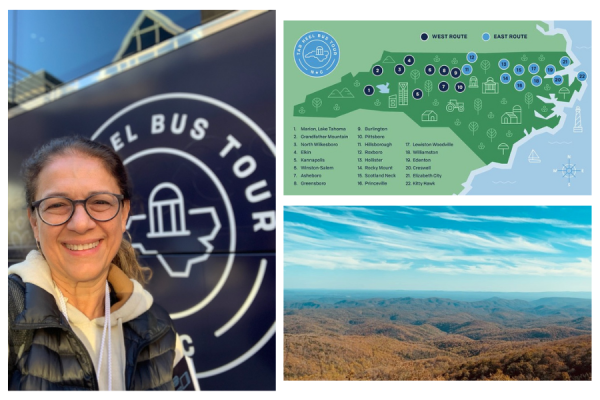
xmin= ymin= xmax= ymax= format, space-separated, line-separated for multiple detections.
xmin=295 ymin=51 xmax=581 ymax=165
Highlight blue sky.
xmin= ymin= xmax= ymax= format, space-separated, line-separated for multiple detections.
xmin=8 ymin=11 xmax=200 ymax=83
xmin=284 ymin=206 xmax=591 ymax=292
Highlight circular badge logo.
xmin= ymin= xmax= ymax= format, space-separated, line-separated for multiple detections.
xmin=91 ymin=93 xmax=275 ymax=381
xmin=294 ymin=30 xmax=340 ymax=77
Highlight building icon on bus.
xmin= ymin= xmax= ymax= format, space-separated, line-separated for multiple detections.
xmin=147 ymin=182 xmax=191 ymax=238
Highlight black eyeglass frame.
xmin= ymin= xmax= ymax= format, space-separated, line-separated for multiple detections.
xmin=31 ymin=192 xmax=125 ymax=226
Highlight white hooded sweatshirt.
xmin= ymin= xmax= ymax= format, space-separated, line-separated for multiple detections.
xmin=8 ymin=250 xmax=184 ymax=390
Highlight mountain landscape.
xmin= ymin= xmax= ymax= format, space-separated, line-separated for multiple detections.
xmin=284 ymin=292 xmax=591 ymax=380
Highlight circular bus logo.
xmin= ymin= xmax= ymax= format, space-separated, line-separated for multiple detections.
xmin=294 ymin=30 xmax=340 ymax=77
xmin=91 ymin=92 xmax=275 ymax=381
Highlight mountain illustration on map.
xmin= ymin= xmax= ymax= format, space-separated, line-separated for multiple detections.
xmin=294 ymin=50 xmax=584 ymax=166
xmin=328 ymin=87 xmax=355 ymax=98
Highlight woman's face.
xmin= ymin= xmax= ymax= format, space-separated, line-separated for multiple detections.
xmin=28 ymin=153 xmax=130 ymax=285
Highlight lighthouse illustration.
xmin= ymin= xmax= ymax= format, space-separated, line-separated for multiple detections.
xmin=573 ymin=106 xmax=583 ymax=133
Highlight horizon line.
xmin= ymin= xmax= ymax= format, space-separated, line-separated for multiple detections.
xmin=285 ymin=288 xmax=592 ymax=294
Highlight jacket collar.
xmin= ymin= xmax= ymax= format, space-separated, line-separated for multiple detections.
xmin=12 ymin=278 xmax=68 ymax=329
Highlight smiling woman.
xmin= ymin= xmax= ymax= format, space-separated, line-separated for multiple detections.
xmin=8 ymin=136 xmax=194 ymax=391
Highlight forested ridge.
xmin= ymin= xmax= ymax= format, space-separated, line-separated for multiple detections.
xmin=284 ymin=296 xmax=591 ymax=380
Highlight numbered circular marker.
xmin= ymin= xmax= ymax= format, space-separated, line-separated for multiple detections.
xmin=404 ymin=55 xmax=415 ymax=66
xmin=560 ymin=56 xmax=571 ymax=67
xmin=514 ymin=80 xmax=526 ymax=91
xmin=482 ymin=32 xmax=490 ymax=41
xmin=467 ymin=52 xmax=478 ymax=63
xmin=364 ymin=85 xmax=375 ymax=96
xmin=421 ymin=32 xmax=429 ymax=41
xmin=439 ymin=65 xmax=450 ymax=76
xmin=455 ymin=82 xmax=466 ymax=93
xmin=577 ymin=71 xmax=588 ymax=82
xmin=528 ymin=63 xmax=540 ymax=74
xmin=394 ymin=64 xmax=406 ymax=75
xmin=372 ymin=65 xmax=383 ymax=76
xmin=425 ymin=64 xmax=436 ymax=75
xmin=498 ymin=58 xmax=510 ymax=70
xmin=553 ymin=75 xmax=564 ymax=86
xmin=451 ymin=67 xmax=461 ymax=78
xmin=513 ymin=64 xmax=525 ymax=76
xmin=545 ymin=64 xmax=556 ymax=75
xmin=500 ymin=73 xmax=511 ymax=84
xmin=412 ymin=88 xmax=423 ymax=99
xmin=462 ymin=64 xmax=473 ymax=75
xmin=531 ymin=75 xmax=542 ymax=87
xmin=438 ymin=81 xmax=449 ymax=92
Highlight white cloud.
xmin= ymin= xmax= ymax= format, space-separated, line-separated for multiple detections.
xmin=572 ymin=238 xmax=592 ymax=247
xmin=285 ymin=250 xmax=412 ymax=271
xmin=427 ymin=211 xmax=590 ymax=230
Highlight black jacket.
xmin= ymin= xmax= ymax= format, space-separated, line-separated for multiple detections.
xmin=8 ymin=274 xmax=177 ymax=390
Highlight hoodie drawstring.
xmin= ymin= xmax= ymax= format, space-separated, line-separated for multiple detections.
xmin=96 ymin=281 xmax=111 ymax=391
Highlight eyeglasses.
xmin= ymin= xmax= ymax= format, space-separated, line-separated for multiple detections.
xmin=31 ymin=193 xmax=125 ymax=226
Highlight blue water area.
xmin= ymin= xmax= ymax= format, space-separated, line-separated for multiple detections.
xmin=468 ymin=21 xmax=591 ymax=195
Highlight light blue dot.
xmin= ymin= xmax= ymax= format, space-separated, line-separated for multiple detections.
xmin=498 ymin=59 xmax=510 ymax=70
xmin=482 ymin=32 xmax=490 ymax=41
xmin=577 ymin=71 xmax=588 ymax=82
xmin=553 ymin=75 xmax=564 ymax=86
xmin=501 ymin=73 xmax=511 ymax=84
xmin=528 ymin=63 xmax=539 ymax=74
xmin=514 ymin=80 xmax=525 ymax=91
xmin=514 ymin=64 xmax=525 ymax=76
xmin=531 ymin=76 xmax=542 ymax=87
xmin=462 ymin=64 xmax=473 ymax=75
xmin=545 ymin=64 xmax=556 ymax=75
xmin=467 ymin=52 xmax=477 ymax=63
xmin=560 ymin=56 xmax=571 ymax=67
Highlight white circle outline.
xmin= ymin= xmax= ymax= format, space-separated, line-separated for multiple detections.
xmin=91 ymin=93 xmax=276 ymax=376
xmin=294 ymin=30 xmax=341 ymax=78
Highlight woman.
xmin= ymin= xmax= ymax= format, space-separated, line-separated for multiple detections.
xmin=8 ymin=136 xmax=188 ymax=390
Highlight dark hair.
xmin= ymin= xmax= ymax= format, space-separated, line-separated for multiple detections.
xmin=21 ymin=135 xmax=151 ymax=284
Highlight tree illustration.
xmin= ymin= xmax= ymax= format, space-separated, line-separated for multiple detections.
xmin=474 ymin=98 xmax=483 ymax=115
xmin=538 ymin=54 xmax=545 ymax=61
xmin=298 ymin=107 xmax=305 ymax=114
xmin=525 ymin=92 xmax=534 ymax=108
xmin=312 ymin=98 xmax=322 ymax=112
xmin=521 ymin=54 xmax=528 ymax=61
xmin=488 ymin=112 xmax=494 ymax=119
xmin=334 ymin=104 xmax=340 ymax=111
xmin=454 ymin=119 xmax=461 ymax=126
xmin=424 ymin=80 xmax=433 ymax=97
xmin=410 ymin=70 xmax=420 ymax=83
xmin=541 ymin=105 xmax=548 ymax=113
xmin=478 ymin=142 xmax=485 ymax=150
xmin=501 ymin=98 xmax=508 ymax=105
xmin=480 ymin=60 xmax=491 ymax=74
xmin=486 ymin=128 xmax=497 ymax=142
xmin=432 ymin=99 xmax=439 ymax=106
xmin=434 ymin=55 xmax=440 ymax=62
xmin=354 ymin=80 xmax=360 ymax=87
xmin=374 ymin=99 xmax=381 ymax=106
xmin=469 ymin=121 xmax=479 ymax=136
xmin=451 ymin=57 xmax=458 ymax=65
xmin=506 ymin=130 xmax=513 ymax=138
xmin=544 ymin=84 xmax=551 ymax=91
